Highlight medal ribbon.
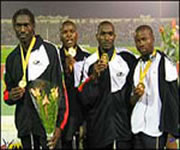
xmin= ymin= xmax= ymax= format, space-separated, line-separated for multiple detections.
xmin=139 ymin=49 xmax=156 ymax=84
xmin=64 ymin=49 xmax=69 ymax=56
xmin=20 ymin=36 xmax=36 ymax=82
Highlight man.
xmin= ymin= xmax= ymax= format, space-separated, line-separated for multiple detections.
xmin=130 ymin=25 xmax=179 ymax=149
xmin=3 ymin=8 xmax=68 ymax=149
xmin=78 ymin=21 xmax=137 ymax=149
xmin=49 ymin=20 xmax=89 ymax=149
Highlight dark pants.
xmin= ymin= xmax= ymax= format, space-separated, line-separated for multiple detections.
xmin=103 ymin=143 xmax=114 ymax=149
xmin=61 ymin=132 xmax=80 ymax=149
xmin=85 ymin=143 xmax=114 ymax=149
xmin=20 ymin=134 xmax=48 ymax=149
xmin=132 ymin=132 xmax=167 ymax=149
xmin=116 ymin=140 xmax=132 ymax=149
xmin=61 ymin=139 xmax=72 ymax=149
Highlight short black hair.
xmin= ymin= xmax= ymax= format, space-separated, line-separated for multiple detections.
xmin=60 ymin=20 xmax=77 ymax=31
xmin=97 ymin=21 xmax=115 ymax=32
xmin=135 ymin=25 xmax=153 ymax=35
xmin=12 ymin=8 xmax=35 ymax=26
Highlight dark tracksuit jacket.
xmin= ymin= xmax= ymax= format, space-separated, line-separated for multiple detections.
xmin=4 ymin=35 xmax=68 ymax=138
xmin=78 ymin=47 xmax=137 ymax=148
xmin=59 ymin=45 xmax=89 ymax=141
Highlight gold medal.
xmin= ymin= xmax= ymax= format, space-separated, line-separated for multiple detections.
xmin=137 ymin=82 xmax=145 ymax=90
xmin=100 ymin=53 xmax=109 ymax=64
xmin=18 ymin=80 xmax=27 ymax=88
xmin=68 ymin=47 xmax=76 ymax=57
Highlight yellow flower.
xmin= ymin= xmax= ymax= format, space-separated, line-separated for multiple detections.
xmin=8 ymin=141 xmax=23 ymax=149
xmin=42 ymin=94 xmax=50 ymax=120
xmin=42 ymin=94 xmax=50 ymax=106
xmin=30 ymin=88 xmax=41 ymax=98
xmin=50 ymin=87 xmax=59 ymax=100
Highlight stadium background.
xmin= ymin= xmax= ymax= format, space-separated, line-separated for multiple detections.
xmin=2 ymin=16 xmax=178 ymax=46
xmin=1 ymin=15 xmax=179 ymax=147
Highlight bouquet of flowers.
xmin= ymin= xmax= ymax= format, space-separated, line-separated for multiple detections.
xmin=29 ymin=79 xmax=60 ymax=140
xmin=159 ymin=19 xmax=179 ymax=63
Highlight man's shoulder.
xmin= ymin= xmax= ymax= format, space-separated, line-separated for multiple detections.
xmin=82 ymin=52 xmax=97 ymax=68
xmin=6 ymin=46 xmax=19 ymax=61
xmin=157 ymin=50 xmax=174 ymax=62
xmin=36 ymin=35 xmax=57 ymax=50
xmin=116 ymin=47 xmax=137 ymax=57
xmin=116 ymin=47 xmax=138 ymax=69
xmin=78 ymin=45 xmax=90 ymax=56
xmin=42 ymin=39 xmax=59 ymax=56
xmin=85 ymin=51 xmax=97 ymax=61
xmin=43 ymin=39 xmax=58 ymax=50
xmin=116 ymin=47 xmax=137 ymax=62
xmin=160 ymin=53 xmax=178 ymax=82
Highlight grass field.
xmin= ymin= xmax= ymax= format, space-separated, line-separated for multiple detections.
xmin=1 ymin=46 xmax=14 ymax=64
xmin=1 ymin=46 xmax=16 ymax=116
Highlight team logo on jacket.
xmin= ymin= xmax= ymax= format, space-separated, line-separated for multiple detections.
xmin=33 ymin=60 xmax=40 ymax=65
xmin=116 ymin=72 xmax=124 ymax=77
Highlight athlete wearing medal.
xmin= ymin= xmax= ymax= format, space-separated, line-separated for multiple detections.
xmin=130 ymin=25 xmax=179 ymax=149
xmin=48 ymin=20 xmax=90 ymax=149
xmin=78 ymin=21 xmax=137 ymax=149
xmin=18 ymin=35 xmax=36 ymax=88
xmin=3 ymin=9 xmax=68 ymax=149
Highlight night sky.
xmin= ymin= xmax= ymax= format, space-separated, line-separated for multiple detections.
xmin=1 ymin=1 xmax=179 ymax=19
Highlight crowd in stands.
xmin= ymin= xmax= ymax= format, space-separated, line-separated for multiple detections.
xmin=1 ymin=16 xmax=178 ymax=47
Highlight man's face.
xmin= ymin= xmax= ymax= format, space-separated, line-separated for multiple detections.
xmin=13 ymin=14 xmax=35 ymax=45
xmin=96 ymin=23 xmax=116 ymax=52
xmin=60 ymin=23 xmax=78 ymax=49
xmin=134 ymin=29 xmax=154 ymax=56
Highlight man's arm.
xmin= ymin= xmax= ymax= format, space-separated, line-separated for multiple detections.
xmin=77 ymin=57 xmax=108 ymax=107
xmin=4 ymin=57 xmax=25 ymax=105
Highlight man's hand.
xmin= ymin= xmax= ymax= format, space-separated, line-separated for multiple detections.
xmin=9 ymin=87 xmax=25 ymax=101
xmin=130 ymin=83 xmax=145 ymax=105
xmin=65 ymin=55 xmax=76 ymax=74
xmin=47 ymin=127 xmax=61 ymax=150
xmin=91 ymin=60 xmax=108 ymax=80
xmin=133 ymin=83 xmax=145 ymax=98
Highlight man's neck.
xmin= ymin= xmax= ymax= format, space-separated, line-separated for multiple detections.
xmin=99 ymin=46 xmax=114 ymax=53
xmin=64 ymin=45 xmax=77 ymax=50
xmin=21 ymin=42 xmax=30 ymax=52
xmin=20 ymin=36 xmax=34 ymax=52
xmin=141 ymin=49 xmax=155 ymax=62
